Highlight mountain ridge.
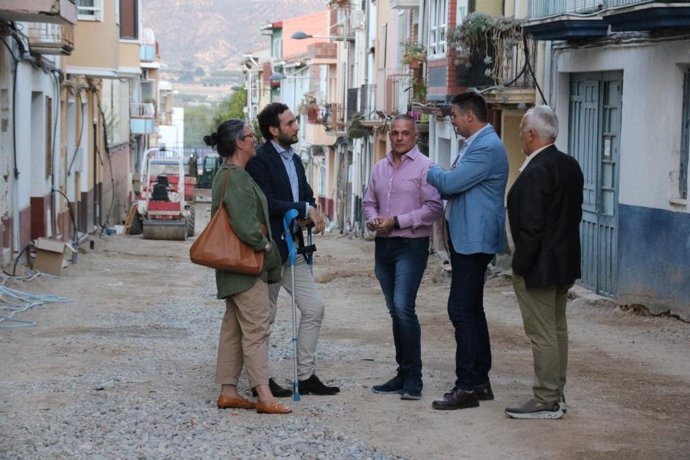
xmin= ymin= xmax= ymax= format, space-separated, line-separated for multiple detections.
xmin=141 ymin=0 xmax=327 ymax=70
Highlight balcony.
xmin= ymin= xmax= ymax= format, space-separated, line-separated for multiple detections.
xmin=0 ymin=0 xmax=77 ymax=25
xmin=390 ymin=0 xmax=420 ymax=9
xmin=603 ymin=1 xmax=690 ymax=32
xmin=27 ymin=22 xmax=74 ymax=55
xmin=481 ymin=33 xmax=537 ymax=105
xmin=377 ymin=68 xmax=411 ymax=115
xmin=323 ymin=102 xmax=346 ymax=133
xmin=526 ymin=0 xmax=690 ymax=40
xmin=525 ymin=0 xmax=609 ymax=40
xmin=130 ymin=102 xmax=155 ymax=134
xmin=140 ymin=43 xmax=155 ymax=63
xmin=130 ymin=102 xmax=155 ymax=118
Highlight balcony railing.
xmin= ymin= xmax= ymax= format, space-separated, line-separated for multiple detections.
xmin=492 ymin=35 xmax=536 ymax=89
xmin=0 ymin=0 xmax=77 ymax=25
xmin=528 ymin=0 xmax=606 ymax=19
xmin=528 ymin=0 xmax=667 ymax=19
xmin=27 ymin=22 xmax=74 ymax=55
xmin=377 ymin=68 xmax=411 ymax=115
xmin=130 ymin=103 xmax=155 ymax=119
xmin=390 ymin=0 xmax=421 ymax=9
xmin=323 ymin=102 xmax=346 ymax=133
xmin=140 ymin=44 xmax=155 ymax=62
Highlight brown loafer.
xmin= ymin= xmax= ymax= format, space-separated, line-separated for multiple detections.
xmin=256 ymin=400 xmax=292 ymax=414
xmin=217 ymin=394 xmax=256 ymax=410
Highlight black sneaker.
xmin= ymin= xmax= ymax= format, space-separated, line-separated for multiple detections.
xmin=298 ymin=374 xmax=340 ymax=395
xmin=252 ymin=378 xmax=292 ymax=398
xmin=400 ymin=387 xmax=422 ymax=400
xmin=505 ymin=398 xmax=564 ymax=419
xmin=372 ymin=375 xmax=404 ymax=394
xmin=400 ymin=378 xmax=423 ymax=400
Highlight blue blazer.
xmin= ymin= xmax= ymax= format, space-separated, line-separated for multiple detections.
xmin=427 ymin=125 xmax=509 ymax=255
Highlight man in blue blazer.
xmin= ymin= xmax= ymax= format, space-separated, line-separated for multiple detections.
xmin=246 ymin=103 xmax=340 ymax=397
xmin=427 ymin=91 xmax=509 ymax=410
xmin=505 ymin=106 xmax=583 ymax=419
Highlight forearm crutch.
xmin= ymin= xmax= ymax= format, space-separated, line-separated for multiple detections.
xmin=282 ymin=209 xmax=301 ymax=402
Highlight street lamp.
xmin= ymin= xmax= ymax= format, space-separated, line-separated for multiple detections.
xmin=290 ymin=31 xmax=350 ymax=41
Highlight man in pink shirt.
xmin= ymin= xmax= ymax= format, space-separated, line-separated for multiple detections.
xmin=363 ymin=114 xmax=443 ymax=400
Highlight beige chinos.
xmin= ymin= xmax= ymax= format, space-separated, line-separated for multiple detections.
xmin=268 ymin=254 xmax=325 ymax=381
xmin=215 ymin=279 xmax=271 ymax=388
xmin=512 ymin=274 xmax=572 ymax=404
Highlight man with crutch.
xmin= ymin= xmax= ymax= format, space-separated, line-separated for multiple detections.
xmin=247 ymin=102 xmax=340 ymax=397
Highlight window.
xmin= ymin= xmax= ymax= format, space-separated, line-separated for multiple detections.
xmin=120 ymin=0 xmax=139 ymax=39
xmin=272 ymin=38 xmax=282 ymax=59
xmin=77 ymin=0 xmax=103 ymax=21
xmin=680 ymin=70 xmax=690 ymax=199
xmin=428 ymin=0 xmax=447 ymax=57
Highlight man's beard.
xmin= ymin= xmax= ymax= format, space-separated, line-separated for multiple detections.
xmin=277 ymin=131 xmax=298 ymax=146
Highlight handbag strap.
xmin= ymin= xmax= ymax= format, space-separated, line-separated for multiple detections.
xmin=218 ymin=166 xmax=231 ymax=205
xmin=218 ymin=166 xmax=268 ymax=237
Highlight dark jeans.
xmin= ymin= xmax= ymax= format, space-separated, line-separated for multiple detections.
xmin=374 ymin=237 xmax=429 ymax=389
xmin=448 ymin=232 xmax=494 ymax=391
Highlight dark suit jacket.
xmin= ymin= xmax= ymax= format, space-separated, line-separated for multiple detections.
xmin=246 ymin=141 xmax=316 ymax=264
xmin=507 ymin=145 xmax=584 ymax=288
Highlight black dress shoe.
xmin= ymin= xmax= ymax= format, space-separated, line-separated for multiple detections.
xmin=252 ymin=378 xmax=293 ymax=398
xmin=298 ymin=374 xmax=340 ymax=395
xmin=475 ymin=382 xmax=494 ymax=401
xmin=432 ymin=388 xmax=479 ymax=410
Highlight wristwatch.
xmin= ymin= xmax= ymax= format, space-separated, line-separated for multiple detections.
xmin=393 ymin=216 xmax=400 ymax=230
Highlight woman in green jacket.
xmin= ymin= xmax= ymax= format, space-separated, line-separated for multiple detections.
xmin=204 ymin=119 xmax=290 ymax=415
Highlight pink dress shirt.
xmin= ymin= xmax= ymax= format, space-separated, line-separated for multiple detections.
xmin=363 ymin=146 xmax=443 ymax=238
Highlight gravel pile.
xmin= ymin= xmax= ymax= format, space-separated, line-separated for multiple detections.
xmin=1 ymin=276 xmax=403 ymax=460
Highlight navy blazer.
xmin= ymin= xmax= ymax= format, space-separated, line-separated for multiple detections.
xmin=507 ymin=145 xmax=584 ymax=288
xmin=246 ymin=141 xmax=316 ymax=264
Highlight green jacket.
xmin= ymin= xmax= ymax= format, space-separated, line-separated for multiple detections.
xmin=211 ymin=162 xmax=282 ymax=299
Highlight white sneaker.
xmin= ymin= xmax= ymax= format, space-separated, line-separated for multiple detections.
xmin=505 ymin=398 xmax=564 ymax=419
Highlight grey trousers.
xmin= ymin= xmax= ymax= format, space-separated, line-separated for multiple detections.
xmin=512 ymin=275 xmax=572 ymax=403
xmin=215 ymin=279 xmax=270 ymax=388
xmin=269 ymin=255 xmax=325 ymax=380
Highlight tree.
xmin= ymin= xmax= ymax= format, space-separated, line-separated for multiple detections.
xmin=184 ymin=105 xmax=215 ymax=147
xmin=212 ymin=89 xmax=247 ymax=127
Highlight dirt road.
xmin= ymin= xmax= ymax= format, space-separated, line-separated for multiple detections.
xmin=1 ymin=202 xmax=689 ymax=459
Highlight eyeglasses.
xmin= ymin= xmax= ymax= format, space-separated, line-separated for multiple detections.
xmin=241 ymin=132 xmax=256 ymax=140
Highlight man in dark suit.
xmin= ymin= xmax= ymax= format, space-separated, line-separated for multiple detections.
xmin=505 ymin=105 xmax=584 ymax=419
xmin=246 ymin=103 xmax=339 ymax=396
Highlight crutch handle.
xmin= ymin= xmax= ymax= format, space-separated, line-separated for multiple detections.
xmin=296 ymin=244 xmax=316 ymax=256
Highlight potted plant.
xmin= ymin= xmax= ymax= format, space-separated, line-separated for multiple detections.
xmin=401 ymin=38 xmax=426 ymax=69
xmin=347 ymin=112 xmax=369 ymax=139
xmin=298 ymin=94 xmax=321 ymax=123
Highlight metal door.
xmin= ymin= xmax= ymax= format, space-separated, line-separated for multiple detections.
xmin=568 ymin=72 xmax=622 ymax=296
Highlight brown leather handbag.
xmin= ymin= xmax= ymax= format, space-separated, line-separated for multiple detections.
xmin=189 ymin=169 xmax=264 ymax=274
